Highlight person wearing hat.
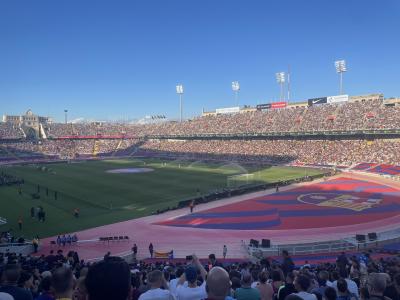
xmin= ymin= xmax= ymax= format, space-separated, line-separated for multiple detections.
xmin=176 ymin=254 xmax=208 ymax=300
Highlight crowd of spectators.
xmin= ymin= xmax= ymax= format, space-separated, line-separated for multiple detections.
xmin=0 ymin=138 xmax=399 ymax=166
xmin=140 ymin=139 xmax=400 ymax=166
xmin=38 ymin=100 xmax=400 ymax=137
xmin=27 ymin=100 xmax=400 ymax=137
xmin=3 ymin=99 xmax=400 ymax=141
xmin=0 ymin=124 xmax=24 ymax=140
xmin=1 ymin=99 xmax=400 ymax=165
xmin=0 ymin=139 xmax=142 ymax=161
xmin=0 ymin=248 xmax=400 ymax=300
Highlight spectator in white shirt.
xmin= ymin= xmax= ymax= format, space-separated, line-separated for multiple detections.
xmin=176 ymin=254 xmax=208 ymax=300
xmin=138 ymin=270 xmax=174 ymax=300
xmin=332 ymin=269 xmax=359 ymax=298
xmin=169 ymin=267 xmax=185 ymax=298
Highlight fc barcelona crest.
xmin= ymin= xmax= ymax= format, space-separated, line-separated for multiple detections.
xmin=297 ymin=193 xmax=382 ymax=211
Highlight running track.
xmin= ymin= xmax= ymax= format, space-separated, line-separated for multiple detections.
xmin=37 ymin=172 xmax=400 ymax=261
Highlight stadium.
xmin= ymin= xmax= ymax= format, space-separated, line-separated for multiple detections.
xmin=2 ymin=93 xmax=400 ymax=262
xmin=2 ymin=1 xmax=400 ymax=300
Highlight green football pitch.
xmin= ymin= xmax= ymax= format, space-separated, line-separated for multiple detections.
xmin=0 ymin=158 xmax=325 ymax=238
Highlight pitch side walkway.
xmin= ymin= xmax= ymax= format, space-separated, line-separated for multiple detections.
xmin=36 ymin=172 xmax=400 ymax=261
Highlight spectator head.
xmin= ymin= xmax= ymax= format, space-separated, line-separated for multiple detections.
xmin=51 ymin=267 xmax=74 ymax=299
xmin=231 ymin=277 xmax=241 ymax=290
xmin=18 ymin=271 xmax=33 ymax=288
xmin=3 ymin=264 xmax=20 ymax=284
xmin=185 ymin=266 xmax=198 ymax=284
xmin=272 ymin=270 xmax=282 ymax=282
xmin=286 ymin=271 xmax=295 ymax=283
xmin=295 ymin=274 xmax=311 ymax=292
xmin=241 ymin=273 xmax=252 ymax=287
xmin=324 ymin=287 xmax=337 ymax=300
xmin=147 ymin=270 xmax=164 ymax=288
xmin=259 ymin=271 xmax=268 ymax=284
xmin=337 ymin=278 xmax=348 ymax=294
xmin=209 ymin=254 xmax=216 ymax=264
xmin=367 ymin=273 xmax=387 ymax=296
xmin=282 ymin=250 xmax=289 ymax=257
xmin=331 ymin=271 xmax=340 ymax=281
xmin=85 ymin=257 xmax=131 ymax=300
xmin=318 ymin=271 xmax=329 ymax=286
xmin=38 ymin=276 xmax=52 ymax=294
xmin=206 ymin=267 xmax=231 ymax=300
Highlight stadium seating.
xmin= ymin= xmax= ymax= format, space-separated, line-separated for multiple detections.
xmin=1 ymin=99 xmax=400 ymax=167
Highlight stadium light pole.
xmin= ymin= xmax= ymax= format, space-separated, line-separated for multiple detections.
xmin=231 ymin=81 xmax=240 ymax=106
xmin=275 ymin=72 xmax=285 ymax=101
xmin=287 ymin=65 xmax=291 ymax=104
xmin=335 ymin=60 xmax=347 ymax=95
xmin=64 ymin=109 xmax=68 ymax=124
xmin=176 ymin=84 xmax=184 ymax=122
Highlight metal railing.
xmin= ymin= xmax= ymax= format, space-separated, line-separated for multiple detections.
xmin=0 ymin=242 xmax=33 ymax=255
xmin=247 ymin=226 xmax=400 ymax=260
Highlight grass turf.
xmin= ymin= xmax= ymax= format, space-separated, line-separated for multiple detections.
xmin=0 ymin=158 xmax=324 ymax=238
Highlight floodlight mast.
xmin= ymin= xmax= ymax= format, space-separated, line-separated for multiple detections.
xmin=231 ymin=81 xmax=240 ymax=106
xmin=287 ymin=65 xmax=291 ymax=103
xmin=176 ymin=84 xmax=184 ymax=122
xmin=64 ymin=109 xmax=68 ymax=124
xmin=275 ymin=72 xmax=285 ymax=101
xmin=335 ymin=60 xmax=347 ymax=95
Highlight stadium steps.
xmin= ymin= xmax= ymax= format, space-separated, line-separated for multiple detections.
xmin=19 ymin=125 xmax=27 ymax=138
xmin=112 ymin=140 xmax=124 ymax=157
xmin=39 ymin=123 xmax=47 ymax=139
xmin=130 ymin=138 xmax=147 ymax=156
xmin=93 ymin=140 xmax=100 ymax=156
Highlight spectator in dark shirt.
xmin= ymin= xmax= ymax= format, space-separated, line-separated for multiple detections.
xmin=384 ymin=273 xmax=400 ymax=300
xmin=282 ymin=250 xmax=295 ymax=277
xmin=0 ymin=264 xmax=33 ymax=300
xmin=278 ymin=272 xmax=297 ymax=300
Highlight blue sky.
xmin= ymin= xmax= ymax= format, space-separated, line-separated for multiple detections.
xmin=1 ymin=0 xmax=399 ymax=122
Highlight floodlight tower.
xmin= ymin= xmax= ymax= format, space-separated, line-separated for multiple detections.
xmin=176 ymin=84 xmax=184 ymax=122
xmin=275 ymin=72 xmax=285 ymax=101
xmin=231 ymin=81 xmax=240 ymax=106
xmin=335 ymin=60 xmax=347 ymax=95
xmin=64 ymin=109 xmax=68 ymax=124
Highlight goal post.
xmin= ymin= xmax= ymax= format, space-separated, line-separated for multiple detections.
xmin=227 ymin=173 xmax=256 ymax=188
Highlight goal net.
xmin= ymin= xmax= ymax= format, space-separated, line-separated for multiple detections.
xmin=227 ymin=173 xmax=257 ymax=188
